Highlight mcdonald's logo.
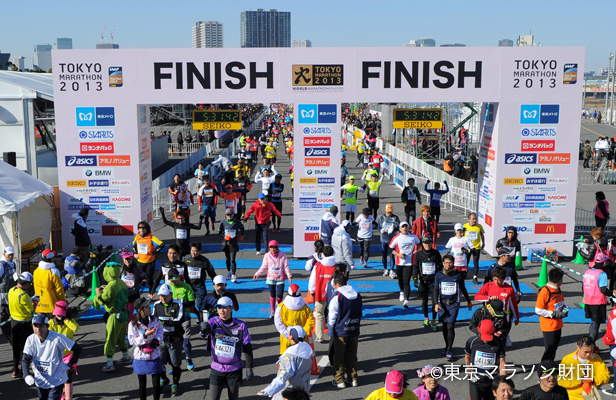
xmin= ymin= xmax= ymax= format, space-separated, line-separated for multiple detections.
xmin=102 ymin=225 xmax=134 ymax=236
xmin=304 ymin=233 xmax=320 ymax=242
xmin=535 ymin=223 xmax=566 ymax=234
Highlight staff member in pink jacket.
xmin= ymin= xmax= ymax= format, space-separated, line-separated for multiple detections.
xmin=253 ymin=240 xmax=293 ymax=318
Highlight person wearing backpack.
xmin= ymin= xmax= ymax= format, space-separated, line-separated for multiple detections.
xmin=535 ymin=268 xmax=568 ymax=361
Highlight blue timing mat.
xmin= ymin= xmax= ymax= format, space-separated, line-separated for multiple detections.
xmin=161 ymin=244 xmax=447 ymax=254
xmin=81 ymin=303 xmax=586 ymax=324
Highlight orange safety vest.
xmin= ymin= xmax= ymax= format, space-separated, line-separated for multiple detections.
xmin=444 ymin=159 xmax=453 ymax=172
xmin=133 ymin=233 xmax=159 ymax=264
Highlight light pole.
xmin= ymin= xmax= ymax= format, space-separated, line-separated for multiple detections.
xmin=606 ymin=53 xmax=614 ymax=117
xmin=611 ymin=50 xmax=616 ymax=125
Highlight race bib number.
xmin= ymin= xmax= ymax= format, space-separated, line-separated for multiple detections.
xmin=159 ymin=316 xmax=174 ymax=333
xmin=204 ymin=189 xmax=214 ymax=197
xmin=225 ymin=199 xmax=235 ymax=208
xmin=347 ymin=191 xmax=355 ymax=199
xmin=215 ymin=338 xmax=236 ymax=359
xmin=454 ymin=254 xmax=467 ymax=266
xmin=433 ymin=194 xmax=442 ymax=202
xmin=422 ymin=262 xmax=436 ymax=275
xmin=34 ymin=360 xmax=51 ymax=376
xmin=225 ymin=229 xmax=236 ymax=239
xmin=467 ymin=231 xmax=478 ymax=241
xmin=137 ymin=243 xmax=148 ymax=255
xmin=441 ymin=281 xmax=457 ymax=295
xmin=369 ymin=190 xmax=378 ymax=197
xmin=188 ymin=267 xmax=201 ymax=280
xmin=474 ymin=351 xmax=496 ymax=367
xmin=121 ymin=275 xmax=135 ymax=288
xmin=407 ymin=191 xmax=417 ymax=201
xmin=176 ymin=229 xmax=187 ymax=240
xmin=361 ymin=222 xmax=372 ymax=230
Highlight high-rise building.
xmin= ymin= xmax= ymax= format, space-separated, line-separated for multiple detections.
xmin=517 ymin=34 xmax=534 ymax=47
xmin=0 ymin=51 xmax=10 ymax=70
xmin=56 ymin=38 xmax=73 ymax=49
xmin=13 ymin=56 xmax=25 ymax=71
xmin=498 ymin=39 xmax=514 ymax=47
xmin=440 ymin=43 xmax=466 ymax=47
xmin=33 ymin=44 xmax=52 ymax=71
xmin=96 ymin=43 xmax=120 ymax=49
xmin=241 ymin=9 xmax=291 ymax=48
xmin=292 ymin=39 xmax=312 ymax=48
xmin=403 ymin=40 xmax=417 ymax=47
xmin=192 ymin=21 xmax=223 ymax=48
xmin=415 ymin=38 xmax=436 ymax=47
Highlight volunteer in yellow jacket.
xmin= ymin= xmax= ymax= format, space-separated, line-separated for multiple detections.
xmin=557 ymin=335 xmax=610 ymax=400
xmin=33 ymin=249 xmax=66 ymax=314
xmin=8 ymin=271 xmax=36 ymax=379
xmin=274 ymin=284 xmax=315 ymax=354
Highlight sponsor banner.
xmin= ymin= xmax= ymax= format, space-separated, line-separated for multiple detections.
xmin=76 ymin=188 xmax=97 ymax=195
xmin=546 ymin=194 xmax=568 ymax=201
xmin=505 ymin=153 xmax=537 ymax=165
xmin=303 ymin=137 xmax=331 ymax=146
xmin=102 ymin=216 xmax=123 ymax=225
xmin=88 ymin=226 xmax=102 ymax=236
xmin=521 ymin=166 xmax=553 ymax=177
xmin=519 ymin=202 xmax=535 ymax=208
xmin=551 ymin=202 xmax=567 ymax=208
xmin=88 ymin=180 xmax=109 ymax=187
xmin=103 ymin=210 xmax=125 ymax=217
xmin=537 ymin=186 xmax=558 ymax=193
xmin=68 ymin=204 xmax=98 ymax=210
xmin=299 ymin=218 xmax=318 ymax=224
xmin=115 ymin=204 xmax=133 ymax=210
xmin=299 ymin=191 xmax=317 ymax=197
xmin=529 ymin=209 xmax=541 ymax=214
xmin=86 ymin=216 xmax=101 ymax=225
xmin=83 ymin=168 xmax=114 ymax=179
xmin=535 ymin=223 xmax=566 ymax=234
xmin=503 ymin=202 xmax=518 ymax=208
xmin=304 ymin=232 xmax=320 ymax=242
xmin=102 ymin=225 xmax=134 ymax=236
xmin=66 ymin=180 xmax=87 ymax=187
xmin=511 ymin=209 xmax=528 ymax=214
xmin=525 ymin=194 xmax=545 ymax=201
xmin=299 ymin=178 xmax=317 ymax=184
xmin=304 ymin=148 xmax=331 ymax=157
xmin=526 ymin=178 xmax=546 ymax=185
xmin=302 ymin=126 xmax=332 ymax=135
xmin=110 ymin=196 xmax=132 ymax=203
xmin=88 ymin=196 xmax=109 ymax=203
xmin=543 ymin=209 xmax=559 ymax=214
xmin=521 ymin=127 xmax=557 ymax=138
xmin=504 ymin=178 xmax=524 ymax=185
xmin=80 ymin=142 xmax=114 ymax=154
xmin=99 ymin=155 xmax=131 ymax=166
xmin=110 ymin=179 xmax=131 ymax=187
xmin=521 ymin=140 xmax=555 ymax=152
xmin=65 ymin=155 xmax=97 ymax=167
xmin=513 ymin=216 xmax=534 ymax=223
xmin=485 ymin=214 xmax=492 ymax=227
xmin=306 ymin=168 xmax=330 ymax=176
xmin=536 ymin=215 xmax=557 ymax=223
xmin=534 ymin=202 xmax=551 ymax=208
xmin=318 ymin=178 xmax=335 ymax=184
xmin=488 ymin=149 xmax=495 ymax=161
xmin=101 ymin=188 xmax=121 ymax=195
xmin=100 ymin=204 xmax=116 ymax=210
xmin=78 ymin=128 xmax=115 ymax=141
xmin=304 ymin=158 xmax=330 ymax=167
xmin=503 ymin=195 xmax=521 ymax=201
xmin=547 ymin=178 xmax=569 ymax=185
xmin=511 ymin=186 xmax=534 ymax=193
xmin=538 ymin=153 xmax=570 ymax=164
xmin=299 ymin=198 xmax=317 ymax=204
xmin=67 ymin=197 xmax=85 ymax=204
xmin=502 ymin=224 xmax=534 ymax=234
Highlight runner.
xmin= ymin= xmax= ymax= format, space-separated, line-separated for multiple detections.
xmin=253 ymin=240 xmax=292 ymax=318
xmin=166 ymin=268 xmax=196 ymax=372
xmin=119 ymin=251 xmax=146 ymax=318
xmin=414 ymin=366 xmax=451 ymax=400
xmin=244 ymin=193 xmax=281 ymax=256
xmin=370 ymin=148 xmax=384 ymax=175
xmin=468 ymin=299 xmax=511 ymax=348
xmin=265 ymin=140 xmax=277 ymax=164
xmin=198 ymin=175 xmax=220 ymax=235
xmin=365 ymin=370 xmax=420 ymax=400
xmin=269 ymin=174 xmax=285 ymax=232
xmin=355 ymin=208 xmax=375 ymax=267
xmin=219 ymin=208 xmax=245 ymax=282
xmin=183 ymin=243 xmax=217 ymax=319
xmin=132 ymin=221 xmax=164 ymax=293
xmin=194 ymin=162 xmax=207 ymax=192
xmin=234 ymin=169 xmax=253 ymax=219
xmin=484 ymin=247 xmax=522 ymax=298
xmin=411 ymin=206 xmax=440 ymax=250
xmin=412 ymin=235 xmax=442 ymax=327
xmin=495 ymin=227 xmax=521 ymax=255
xmin=173 ymin=183 xmax=194 ymax=221
xmin=332 ymin=220 xmax=355 ymax=273
xmin=424 ymin=180 xmax=449 ymax=224
xmin=464 ymin=320 xmax=506 ymax=400
xmin=341 ymin=176 xmax=365 ymax=222
xmin=199 ymin=296 xmax=254 ymax=400
xmin=160 ymin=208 xmax=203 ymax=258
xmin=340 ymin=159 xmax=349 ymax=183
xmin=48 ymin=301 xmax=79 ymax=400
xmin=273 ymin=284 xmax=314 ymax=354
xmin=365 ymin=173 xmax=384 ymax=220
xmin=304 ymin=240 xmax=325 ymax=272
xmin=463 ymin=213 xmax=486 ymax=285
xmin=401 ymin=178 xmax=423 ymax=224
xmin=434 ymin=255 xmax=472 ymax=361
xmin=254 ymin=166 xmax=278 ymax=198
xmin=582 ymin=252 xmax=611 ymax=345
xmin=390 ymin=221 xmax=421 ymax=308
xmin=355 ymin=140 xmax=366 ymax=168
xmin=535 ymin=268 xmax=567 ymax=362
xmin=219 ymin=184 xmax=243 ymax=218
xmin=519 ymin=360 xmax=569 ymax=400
xmin=378 ymin=203 xmax=401 ymax=278
xmin=445 ymin=223 xmax=474 ymax=280
xmin=149 ymin=244 xmax=186 ymax=297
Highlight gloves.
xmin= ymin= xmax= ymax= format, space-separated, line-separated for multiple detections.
xmin=25 ymin=375 xmax=35 ymax=386
xmin=246 ymin=369 xmax=254 ymax=382
xmin=552 ymin=310 xmax=568 ymax=319
xmin=413 ymin=280 xmax=419 ymax=288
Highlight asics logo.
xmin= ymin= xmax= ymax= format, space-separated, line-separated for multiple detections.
xmin=301 ymin=109 xmax=314 ymax=118
xmin=79 ymin=112 xmax=93 ymax=121
xmin=523 ymin=110 xmax=537 ymax=119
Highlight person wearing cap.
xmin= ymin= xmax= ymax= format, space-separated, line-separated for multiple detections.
xmin=434 ymin=254 xmax=472 ymax=362
xmin=274 ymin=284 xmax=315 ymax=354
xmin=129 ymin=296 xmax=165 ymax=400
xmin=255 ymin=164 xmax=278 ymax=197
xmin=119 ymin=251 xmax=146 ymax=318
xmin=401 ymin=177 xmax=423 ymax=225
xmin=362 ymin=162 xmax=378 ymax=182
xmin=445 ymin=222 xmax=474 ymax=280
xmin=199 ymin=296 xmax=254 ymax=400
xmin=308 ymin=246 xmax=337 ymax=343
xmin=63 ymin=247 xmax=94 ymax=297
xmin=132 ymin=220 xmax=164 ymax=293
xmin=22 ymin=314 xmax=83 ymax=400
xmin=166 ymin=267 xmax=196 ymax=371
xmin=254 ymin=240 xmax=292 ymax=318
xmin=558 ymin=335 xmax=610 ymax=400
xmin=463 ymin=213 xmax=486 ymax=285
xmin=198 ymin=175 xmax=220 ymax=234
xmin=33 ymin=249 xmax=66 ymax=314
xmin=424 ymin=180 xmax=449 ymax=224
xmin=361 ymin=148 xmax=372 ymax=171
xmin=93 ymin=262 xmax=131 ymax=372
xmin=199 ymin=275 xmax=240 ymax=321
xmin=149 ymin=244 xmax=186 ymax=297
xmin=183 ymin=242 xmax=217 ymax=316
xmin=364 ymin=172 xmax=384 ymax=220
xmin=355 ymin=207 xmax=375 ymax=268
xmin=153 ymin=283 xmax=185 ymax=396
xmin=412 ymin=235 xmax=443 ymax=325
xmin=355 ymin=140 xmax=366 ymax=168
xmin=71 ymin=207 xmax=91 ymax=263
xmin=390 ymin=221 xmax=421 ymax=307
xmin=220 ymin=183 xmax=243 ymax=218
xmin=8 ymin=271 xmax=35 ymax=378
xmin=520 ymin=360 xmax=568 ymax=400
xmin=48 ymin=300 xmax=79 ymax=400
xmin=341 ymin=175 xmax=366 ymax=223
xmin=583 ymin=251 xmax=614 ymax=346
xmin=0 ymin=245 xmax=17 ymax=340
xmin=219 ymin=208 xmax=245 ymax=282
xmin=492 ymin=376 xmax=515 ymax=400
xmin=258 ymin=325 xmax=313 ymax=399
xmin=173 ymin=182 xmax=194 ymax=221
xmin=320 ymin=206 xmax=340 ymax=246
xmin=160 ymin=207 xmax=203 ymax=258
xmin=234 ymin=169 xmax=253 ymax=219
xmin=469 ymin=299 xmax=511 ymax=347
xmin=475 ymin=266 xmax=520 ymax=333
xmin=332 ymin=220 xmax=355 ymax=274
xmin=413 ymin=365 xmax=451 ymax=400
xmin=365 ymin=369 xmax=418 ymax=400
xmin=411 ymin=206 xmax=440 ymax=250
xmin=378 ymin=203 xmax=401 ymax=278
xmin=484 ymin=247 xmax=521 ymax=297
xmin=245 ymin=194 xmax=281 ymax=256
xmin=464 ymin=320 xmax=507 ymax=400
xmin=231 ymin=158 xmax=250 ymax=180
xmin=370 ymin=148 xmax=384 ymax=174
xmin=269 ymin=173 xmax=285 ymax=233
xmin=328 ymin=274 xmax=362 ymax=388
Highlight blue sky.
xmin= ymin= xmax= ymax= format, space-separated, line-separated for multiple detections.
xmin=2 ymin=0 xmax=615 ymax=72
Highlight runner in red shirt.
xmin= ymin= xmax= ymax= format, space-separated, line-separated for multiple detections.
xmin=370 ymin=149 xmax=384 ymax=175
xmin=474 ymin=266 xmax=520 ymax=325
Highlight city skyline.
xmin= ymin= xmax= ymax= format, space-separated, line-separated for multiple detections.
xmin=192 ymin=21 xmax=223 ymax=48
xmin=2 ymin=0 xmax=614 ymax=70
xmin=241 ymin=9 xmax=291 ymax=48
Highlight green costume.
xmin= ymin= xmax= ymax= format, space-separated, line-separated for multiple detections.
xmin=93 ymin=262 xmax=129 ymax=358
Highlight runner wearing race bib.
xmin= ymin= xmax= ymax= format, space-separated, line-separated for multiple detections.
xmin=378 ymin=203 xmax=401 ymax=278
xmin=484 ymin=246 xmax=522 ymax=299
xmin=445 ymin=223 xmax=474 ymax=280
xmin=219 ymin=209 xmax=246 ymax=283
xmin=120 ymin=252 xmax=146 ymax=317
xmin=424 ymin=180 xmax=449 ymax=223
xmin=365 ymin=173 xmax=384 ymax=220
xmin=160 ymin=207 xmax=203 ymax=257
xmin=464 ymin=213 xmax=486 ymax=285
xmin=198 ymin=176 xmax=219 ymax=234
xmin=464 ymin=320 xmax=506 ymax=400
xmin=401 ymin=177 xmax=423 ymax=224
xmin=132 ymin=221 xmax=164 ymax=295
xmin=219 ymin=185 xmax=243 ymax=217
xmin=166 ymin=268 xmax=196 ymax=371
xmin=412 ymin=235 xmax=443 ymax=328
xmin=149 ymin=244 xmax=186 ymax=297
xmin=355 ymin=208 xmax=375 ymax=267
xmin=389 ymin=222 xmax=421 ymax=308
xmin=341 ymin=176 xmax=365 ymax=222
xmin=183 ymin=243 xmax=217 ymax=318
xmin=268 ymin=175 xmax=285 ymax=233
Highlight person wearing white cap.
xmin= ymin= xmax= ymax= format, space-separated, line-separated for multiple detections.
xmin=152 ymin=283 xmax=184 ymax=397
xmin=444 ymin=223 xmax=474 ymax=281
xmin=0 ymin=246 xmax=17 ymax=342
xmin=8 ymin=271 xmax=36 ymax=378
xmin=257 ymin=325 xmax=313 ymax=399
xmin=33 ymin=249 xmax=66 ymax=314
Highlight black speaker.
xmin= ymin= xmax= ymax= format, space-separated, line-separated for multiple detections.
xmin=3 ymin=152 xmax=16 ymax=167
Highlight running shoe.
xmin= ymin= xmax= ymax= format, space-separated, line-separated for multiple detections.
xmin=227 ymin=271 xmax=232 ymax=280
xmin=102 ymin=361 xmax=115 ymax=372
xmin=399 ymin=292 xmax=405 ymax=302
xmin=160 ymin=377 xmax=170 ymax=390
xmin=116 ymin=354 xmax=132 ymax=364
xmin=431 ymin=321 xmax=438 ymax=332
xmin=445 ymin=352 xmax=453 ymax=362
xmin=360 ymin=256 xmax=364 ymax=266
xmin=270 ymin=310 xmax=275 ymax=319
xmin=332 ymin=380 xmax=346 ymax=389
xmin=186 ymin=358 xmax=194 ymax=371
xmin=472 ymin=277 xmax=479 ymax=285
xmin=171 ymin=384 xmax=180 ymax=397
xmin=352 ymin=380 xmax=358 ymax=387
xmin=256 ymin=251 xmax=262 ymax=256
xmin=389 ymin=271 xmax=397 ymax=279
xmin=505 ymin=336 xmax=512 ymax=347
xmin=205 ymin=230 xmax=210 ymax=236
xmin=231 ymin=275 xmax=237 ymax=283
xmin=403 ymin=300 xmax=409 ymax=309
xmin=382 ymin=270 xmax=389 ymax=277
xmin=423 ymin=319 xmax=430 ymax=328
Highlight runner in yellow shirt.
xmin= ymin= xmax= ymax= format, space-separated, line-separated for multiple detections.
xmin=463 ymin=212 xmax=485 ymax=285
xmin=265 ymin=142 xmax=277 ymax=164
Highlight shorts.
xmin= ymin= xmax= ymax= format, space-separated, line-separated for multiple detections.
xmin=585 ymin=304 xmax=607 ymax=323
xmin=210 ymin=368 xmax=243 ymax=387
xmin=431 ymin=206 xmax=441 ymax=216
xmin=345 ymin=203 xmax=357 ymax=213
xmin=133 ymin=358 xmax=164 ymax=375
xmin=182 ymin=319 xmax=191 ymax=340
xmin=202 ymin=205 xmax=216 ymax=219
xmin=440 ymin=303 xmax=460 ymax=323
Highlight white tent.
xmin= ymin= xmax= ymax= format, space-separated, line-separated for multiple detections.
xmin=0 ymin=160 xmax=54 ymax=271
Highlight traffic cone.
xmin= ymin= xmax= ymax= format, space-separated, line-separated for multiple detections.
xmin=572 ymin=236 xmax=586 ymax=264
xmin=86 ymin=259 xmax=100 ymax=301
xmin=515 ymin=251 xmax=524 ymax=271
xmin=580 ymin=295 xmax=586 ymax=309
xmin=536 ymin=259 xmax=548 ymax=288
xmin=304 ymin=291 xmax=315 ymax=304
xmin=308 ymin=332 xmax=321 ymax=375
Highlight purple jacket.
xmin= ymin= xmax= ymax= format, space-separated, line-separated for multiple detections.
xmin=413 ymin=385 xmax=451 ymax=400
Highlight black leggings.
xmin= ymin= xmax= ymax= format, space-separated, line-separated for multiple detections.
xmin=367 ymin=197 xmax=379 ymax=220
xmin=542 ymin=329 xmax=562 ymax=361
xmin=345 ymin=211 xmax=356 ymax=222
xmin=272 ymin=202 xmax=283 ymax=229
xmin=223 ymin=245 xmax=238 ymax=274
xmin=470 ymin=249 xmax=482 ymax=277
xmin=359 ymin=238 xmax=370 ymax=261
xmin=139 ymin=262 xmax=156 ymax=293
xmin=442 ymin=321 xmax=456 ymax=352
xmin=209 ymin=384 xmax=240 ymax=400
xmin=589 ymin=320 xmax=602 ymax=343
xmin=396 ymin=264 xmax=413 ymax=300
xmin=418 ymin=286 xmax=436 ymax=320
xmin=268 ymin=284 xmax=284 ymax=302
xmin=11 ymin=320 xmax=32 ymax=372
xmin=137 ymin=373 xmax=162 ymax=400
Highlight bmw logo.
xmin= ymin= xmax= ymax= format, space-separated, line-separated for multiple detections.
xmin=79 ymin=131 xmax=87 ymax=139
xmin=521 ymin=128 xmax=530 ymax=136
xmin=306 ymin=169 xmax=313 ymax=175
xmin=85 ymin=170 xmax=93 ymax=177
xmin=524 ymin=168 xmax=531 ymax=174
xmin=303 ymin=127 xmax=310 ymax=134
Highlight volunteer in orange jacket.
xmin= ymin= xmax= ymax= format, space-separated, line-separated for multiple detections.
xmin=244 ymin=193 xmax=281 ymax=255
xmin=33 ymin=250 xmax=66 ymax=314
xmin=535 ymin=268 xmax=567 ymax=361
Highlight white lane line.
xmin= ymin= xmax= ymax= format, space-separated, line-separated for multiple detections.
xmin=309 ymin=356 xmax=329 ymax=389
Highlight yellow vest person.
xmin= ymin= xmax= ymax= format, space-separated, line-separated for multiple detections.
xmin=557 ymin=338 xmax=610 ymax=400
xmin=274 ymin=284 xmax=315 ymax=354
xmin=33 ymin=250 xmax=66 ymax=314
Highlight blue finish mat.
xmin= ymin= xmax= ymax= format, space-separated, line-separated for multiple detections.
xmin=161 ymin=244 xmax=448 ymax=254
xmin=81 ymin=303 xmax=586 ymax=324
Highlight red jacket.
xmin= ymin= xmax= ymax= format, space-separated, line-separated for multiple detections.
xmin=474 ymin=281 xmax=519 ymax=321
xmin=603 ymin=308 xmax=616 ymax=346
xmin=411 ymin=217 xmax=439 ymax=250
xmin=244 ymin=200 xmax=281 ymax=224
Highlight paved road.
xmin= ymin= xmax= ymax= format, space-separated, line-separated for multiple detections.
xmin=0 ymin=131 xmax=611 ymax=400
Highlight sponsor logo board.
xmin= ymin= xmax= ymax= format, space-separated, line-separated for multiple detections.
xmin=535 ymin=223 xmax=566 ymax=234
xmin=65 ymin=155 xmax=97 ymax=167
xmin=521 ymin=166 xmax=553 ymax=177
xmin=505 ymin=153 xmax=537 ymax=164
xmin=83 ymin=168 xmax=114 ymax=178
